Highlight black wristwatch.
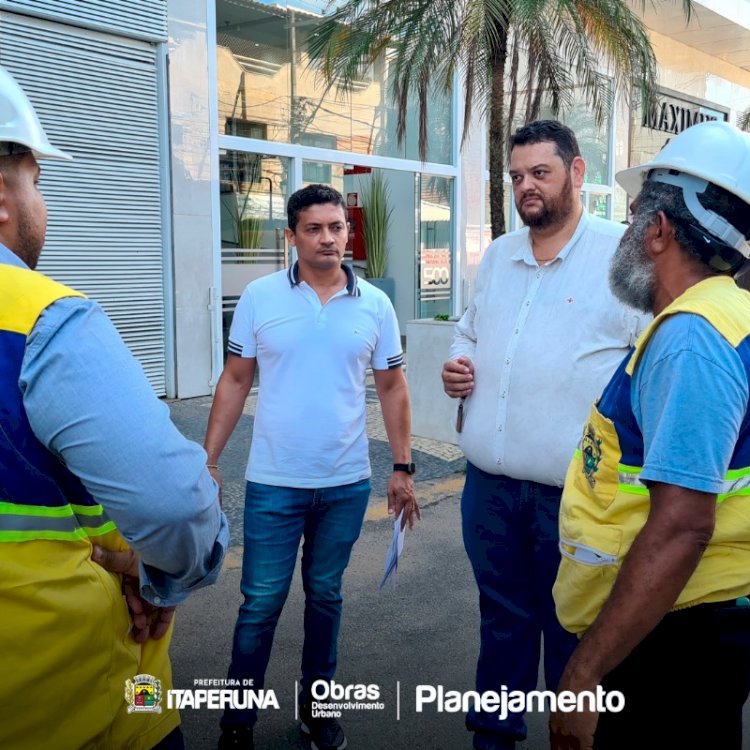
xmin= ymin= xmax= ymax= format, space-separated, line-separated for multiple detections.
xmin=393 ymin=462 xmax=416 ymax=475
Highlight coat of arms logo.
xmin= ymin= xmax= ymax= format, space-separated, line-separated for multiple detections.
xmin=581 ymin=422 xmax=603 ymax=488
xmin=125 ymin=674 xmax=162 ymax=714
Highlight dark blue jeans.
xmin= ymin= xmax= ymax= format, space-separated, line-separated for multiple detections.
xmin=221 ymin=478 xmax=370 ymax=728
xmin=461 ymin=463 xmax=578 ymax=750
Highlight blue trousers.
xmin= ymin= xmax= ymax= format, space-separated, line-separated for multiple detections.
xmin=461 ymin=463 xmax=578 ymax=749
xmin=221 ymin=478 xmax=370 ymax=728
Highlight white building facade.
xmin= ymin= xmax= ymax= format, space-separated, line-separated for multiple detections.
xmin=2 ymin=0 xmax=749 ymax=397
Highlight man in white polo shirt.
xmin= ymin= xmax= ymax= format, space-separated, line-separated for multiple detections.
xmin=205 ymin=183 xmax=420 ymax=750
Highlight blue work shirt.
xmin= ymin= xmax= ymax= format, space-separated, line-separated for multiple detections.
xmin=3 ymin=243 xmax=228 ymax=606
xmin=634 ymin=312 xmax=749 ymax=493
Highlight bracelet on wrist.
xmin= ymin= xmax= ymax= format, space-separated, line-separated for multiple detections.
xmin=207 ymin=464 xmax=219 ymax=469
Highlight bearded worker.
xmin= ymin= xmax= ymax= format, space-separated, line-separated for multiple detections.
xmin=551 ymin=120 xmax=750 ymax=750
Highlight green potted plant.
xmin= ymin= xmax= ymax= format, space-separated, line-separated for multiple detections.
xmin=361 ymin=171 xmax=395 ymax=301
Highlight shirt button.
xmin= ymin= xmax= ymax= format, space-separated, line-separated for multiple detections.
xmin=497 ymin=425 xmax=502 ymax=431
xmin=153 ymin=596 xmax=162 ymax=605
xmin=501 ymin=392 xmax=506 ymax=398
xmin=525 ymin=300 xmax=530 ymax=306
xmin=514 ymin=328 xmax=519 ymax=334
xmin=505 ymin=358 xmax=510 ymax=365
xmin=496 ymin=458 xmax=502 ymax=465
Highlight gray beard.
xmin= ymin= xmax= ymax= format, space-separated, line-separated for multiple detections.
xmin=609 ymin=216 xmax=657 ymax=314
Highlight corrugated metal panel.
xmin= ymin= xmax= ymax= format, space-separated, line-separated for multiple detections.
xmin=0 ymin=0 xmax=166 ymax=41
xmin=0 ymin=13 xmax=167 ymax=393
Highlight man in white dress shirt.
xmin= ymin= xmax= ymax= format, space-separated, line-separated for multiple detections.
xmin=442 ymin=120 xmax=649 ymax=750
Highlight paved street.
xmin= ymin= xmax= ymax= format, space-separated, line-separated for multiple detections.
xmin=167 ymin=384 xmax=552 ymax=750
xmin=168 ymin=387 xmax=750 ymax=750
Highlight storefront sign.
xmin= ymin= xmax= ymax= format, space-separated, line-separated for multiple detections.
xmin=641 ymin=96 xmax=726 ymax=136
xmin=420 ymin=248 xmax=451 ymax=289
xmin=628 ymin=89 xmax=729 ymax=191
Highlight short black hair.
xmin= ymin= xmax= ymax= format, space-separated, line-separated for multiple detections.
xmin=287 ymin=184 xmax=347 ymax=232
xmin=510 ymin=120 xmax=581 ymax=170
xmin=636 ymin=180 xmax=750 ymax=274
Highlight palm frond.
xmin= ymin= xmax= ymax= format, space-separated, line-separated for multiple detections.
xmin=308 ymin=0 xmax=695 ymax=235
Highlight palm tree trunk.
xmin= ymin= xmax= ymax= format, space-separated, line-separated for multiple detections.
xmin=489 ymin=28 xmax=508 ymax=239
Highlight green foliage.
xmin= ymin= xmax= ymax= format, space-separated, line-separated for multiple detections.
xmin=362 ymin=171 xmax=393 ymax=278
xmin=434 ymin=313 xmax=450 ymax=321
xmin=228 ymin=152 xmax=265 ymax=251
xmin=237 ymin=217 xmax=263 ymax=251
xmin=308 ymin=0 xmax=694 ymax=238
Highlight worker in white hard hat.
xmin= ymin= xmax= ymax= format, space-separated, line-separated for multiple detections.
xmin=550 ymin=119 xmax=750 ymax=750
xmin=0 ymin=65 xmax=228 ymax=749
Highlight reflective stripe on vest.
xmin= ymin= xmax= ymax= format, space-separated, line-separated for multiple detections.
xmin=0 ymin=500 xmax=115 ymax=542
xmin=573 ymin=450 xmax=750 ymax=502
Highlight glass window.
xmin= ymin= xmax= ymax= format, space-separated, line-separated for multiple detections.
xmin=538 ymin=90 xmax=611 ymax=187
xmin=499 ymin=81 xmax=613 ymax=187
xmin=300 ymin=133 xmax=336 ymax=183
xmin=586 ymin=192 xmax=611 ymax=219
xmin=219 ymin=150 xmax=291 ymax=351
xmin=215 ymin=0 xmax=453 ymax=164
xmin=418 ymin=176 xmax=453 ymax=318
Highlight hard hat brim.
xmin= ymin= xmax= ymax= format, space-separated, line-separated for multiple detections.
xmin=32 ymin=143 xmax=73 ymax=161
xmin=615 ymin=165 xmax=645 ymax=198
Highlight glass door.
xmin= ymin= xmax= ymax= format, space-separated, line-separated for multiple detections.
xmin=418 ymin=175 xmax=453 ymax=318
xmin=219 ymin=150 xmax=291 ymax=349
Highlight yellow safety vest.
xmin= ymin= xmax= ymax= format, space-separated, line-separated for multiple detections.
xmin=0 ymin=263 xmax=179 ymax=749
xmin=554 ymin=276 xmax=750 ymax=634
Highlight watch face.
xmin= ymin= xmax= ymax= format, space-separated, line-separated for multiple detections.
xmin=395 ymin=462 xmax=416 ymax=474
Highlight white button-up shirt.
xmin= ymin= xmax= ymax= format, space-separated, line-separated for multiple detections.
xmin=450 ymin=211 xmax=650 ymax=486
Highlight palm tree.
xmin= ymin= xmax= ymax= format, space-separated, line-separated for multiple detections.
xmin=308 ymin=0 xmax=693 ymax=238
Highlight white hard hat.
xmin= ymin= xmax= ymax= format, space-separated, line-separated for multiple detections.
xmin=616 ymin=120 xmax=750 ymax=266
xmin=0 ymin=65 xmax=71 ymax=160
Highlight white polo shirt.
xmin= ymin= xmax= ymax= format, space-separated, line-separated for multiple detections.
xmin=228 ymin=263 xmax=403 ymax=488
xmin=450 ymin=211 xmax=651 ymax=486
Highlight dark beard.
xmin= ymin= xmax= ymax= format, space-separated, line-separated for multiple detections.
xmin=517 ymin=174 xmax=575 ymax=229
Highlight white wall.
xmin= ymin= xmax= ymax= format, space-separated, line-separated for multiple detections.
xmin=406 ymin=319 xmax=459 ymax=444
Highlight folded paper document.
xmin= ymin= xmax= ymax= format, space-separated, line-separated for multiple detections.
xmin=379 ymin=509 xmax=405 ymax=589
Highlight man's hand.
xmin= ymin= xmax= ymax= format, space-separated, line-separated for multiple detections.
xmin=208 ymin=465 xmax=223 ymax=507
xmin=91 ymin=546 xmax=176 ymax=643
xmin=442 ymin=356 xmax=474 ymax=398
xmin=387 ymin=471 xmax=421 ymax=530
xmin=549 ymin=705 xmax=598 ymax=750
xmin=549 ymin=662 xmax=600 ymax=750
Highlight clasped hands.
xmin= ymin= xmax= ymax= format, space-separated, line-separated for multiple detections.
xmin=91 ymin=546 xmax=175 ymax=644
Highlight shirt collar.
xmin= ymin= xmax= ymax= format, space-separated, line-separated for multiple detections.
xmin=286 ymin=261 xmax=360 ymax=297
xmin=510 ymin=210 xmax=590 ymax=267
xmin=0 ymin=242 xmax=29 ymax=269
